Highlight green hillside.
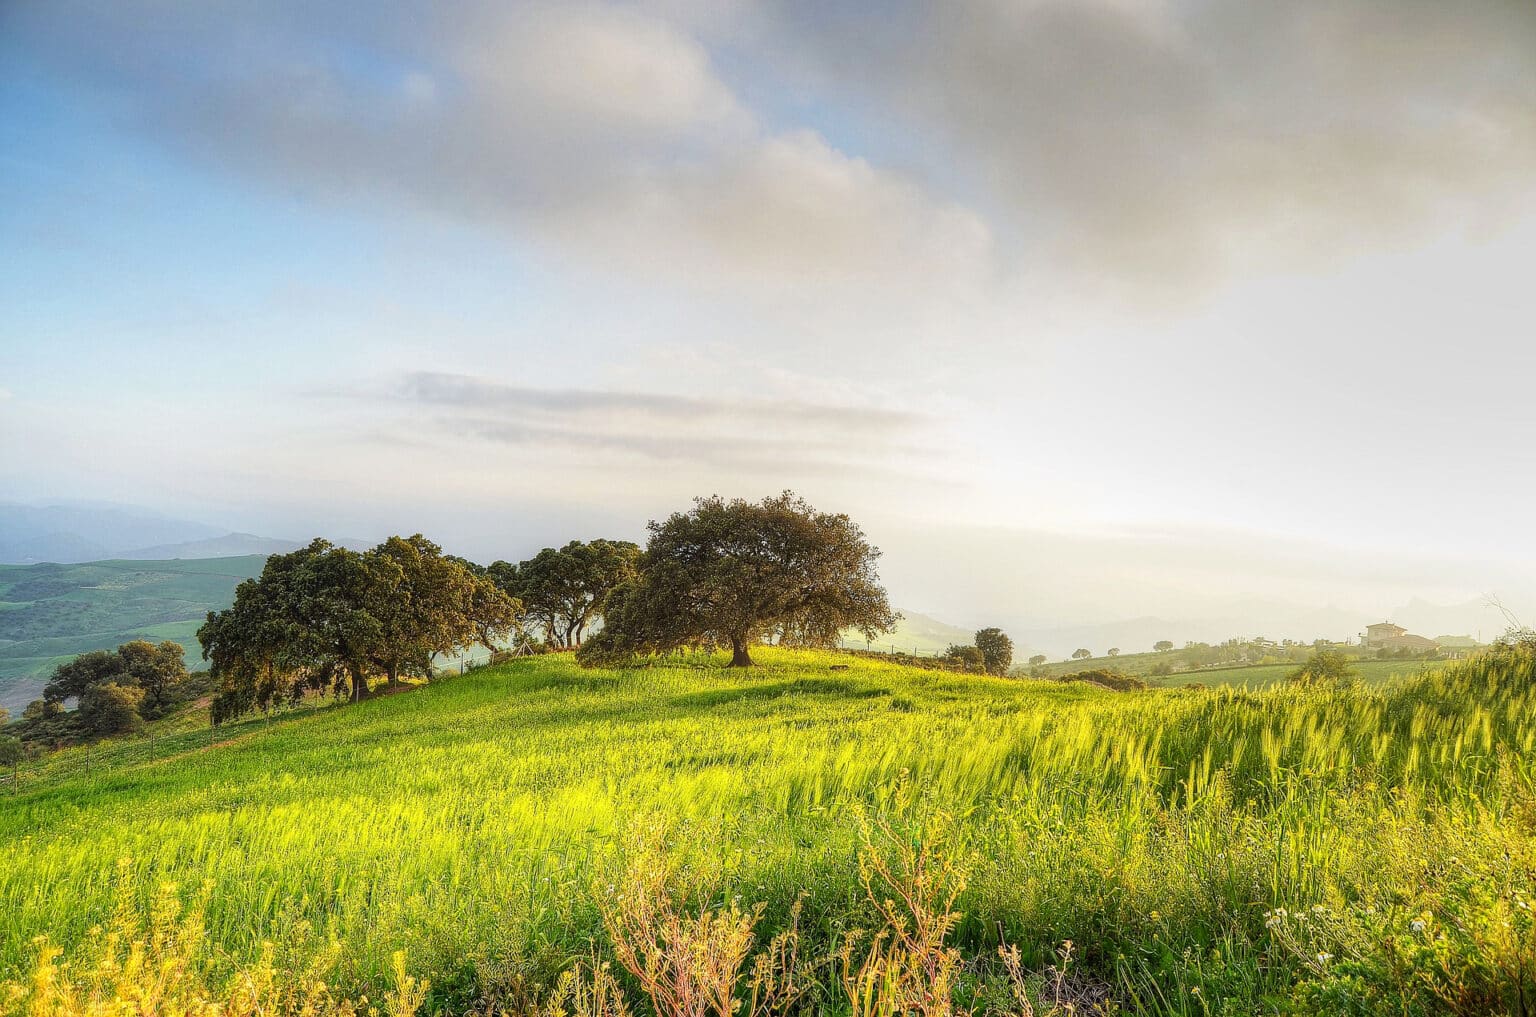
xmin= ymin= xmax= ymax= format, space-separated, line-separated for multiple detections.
xmin=0 ymin=556 xmax=264 ymax=711
xmin=1153 ymin=658 xmax=1440 ymax=689
xmin=839 ymin=607 xmax=974 ymax=655
xmin=4 ymin=646 xmax=1535 ymax=1014
xmin=1032 ymin=650 xmax=1441 ymax=689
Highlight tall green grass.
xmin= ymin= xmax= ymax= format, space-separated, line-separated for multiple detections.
xmin=3 ymin=646 xmax=1534 ymax=1013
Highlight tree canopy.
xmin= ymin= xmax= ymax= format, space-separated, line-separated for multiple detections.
xmin=945 ymin=644 xmax=986 ymax=670
xmin=1289 ymin=649 xmax=1358 ymax=687
xmin=200 ymin=536 xmax=520 ymax=722
xmin=489 ymin=539 xmax=639 ymax=649
xmin=973 ymin=628 xmax=1014 ymax=676
xmin=578 ymin=493 xmax=896 ymax=668
xmin=39 ymin=639 xmax=189 ymax=734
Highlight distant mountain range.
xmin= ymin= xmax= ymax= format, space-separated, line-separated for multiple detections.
xmin=0 ymin=502 xmax=325 ymax=564
xmin=0 ymin=502 xmax=223 ymax=563
xmin=116 ymin=533 xmax=307 ymax=560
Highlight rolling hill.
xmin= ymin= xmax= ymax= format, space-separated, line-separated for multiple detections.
xmin=2 ymin=647 xmax=1532 ymax=1014
xmin=0 ymin=555 xmax=266 ymax=712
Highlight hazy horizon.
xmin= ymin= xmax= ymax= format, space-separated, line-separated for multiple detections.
xmin=4 ymin=2 xmax=1535 ymax=640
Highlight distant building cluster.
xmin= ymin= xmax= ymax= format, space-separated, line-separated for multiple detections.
xmin=1361 ymin=622 xmax=1438 ymax=653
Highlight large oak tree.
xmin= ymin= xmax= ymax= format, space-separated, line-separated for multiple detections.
xmin=578 ymin=493 xmax=897 ymax=668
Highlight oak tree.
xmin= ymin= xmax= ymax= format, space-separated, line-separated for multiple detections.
xmin=494 ymin=539 xmax=639 ymax=648
xmin=974 ymin=628 xmax=1014 ymax=675
xmin=578 ymin=493 xmax=896 ymax=668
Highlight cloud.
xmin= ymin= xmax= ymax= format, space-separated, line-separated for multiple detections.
xmin=8 ymin=0 xmax=990 ymax=295
xmin=23 ymin=0 xmax=1526 ymax=304
xmin=385 ymin=371 xmax=934 ymax=471
xmin=750 ymin=0 xmax=1536 ymax=295
xmin=398 ymin=371 xmax=921 ymax=430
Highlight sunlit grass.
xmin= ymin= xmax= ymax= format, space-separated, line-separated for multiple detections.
xmin=3 ymin=645 xmax=1535 ymax=1012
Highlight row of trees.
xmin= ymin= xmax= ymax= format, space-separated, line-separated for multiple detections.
xmin=203 ymin=496 xmax=896 ymax=719
xmin=200 ymin=536 xmax=522 ymax=722
xmin=485 ymin=539 xmax=639 ymax=649
xmin=26 ymin=494 xmax=899 ymax=730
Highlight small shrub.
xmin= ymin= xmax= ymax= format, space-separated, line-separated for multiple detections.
xmin=840 ymin=800 xmax=969 ymax=1017
xmin=1289 ymin=650 xmax=1357 ymax=686
xmin=596 ymin=820 xmax=809 ymax=1017
xmin=1055 ymin=669 xmax=1147 ymax=692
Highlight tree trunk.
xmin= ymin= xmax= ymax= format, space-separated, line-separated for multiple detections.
xmin=387 ymin=662 xmax=399 ymax=688
xmin=350 ymin=667 xmax=369 ymax=702
xmin=729 ymin=635 xmax=753 ymax=668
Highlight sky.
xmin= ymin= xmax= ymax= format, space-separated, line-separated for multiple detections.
xmin=3 ymin=0 xmax=1536 ymax=639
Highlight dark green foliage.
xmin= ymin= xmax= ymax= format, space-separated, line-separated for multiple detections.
xmin=77 ymin=682 xmax=146 ymax=735
xmin=973 ymin=627 xmax=1013 ymax=675
xmin=200 ymin=537 xmax=520 ymax=723
xmin=21 ymin=699 xmax=62 ymax=723
xmin=1290 ymin=649 xmax=1358 ymax=686
xmin=488 ymin=539 xmax=638 ymax=648
xmin=43 ymin=651 xmax=122 ymax=704
xmin=1057 ymin=668 xmax=1148 ymax=691
xmin=944 ymin=644 xmax=986 ymax=671
xmin=1154 ymin=640 xmax=1174 ymax=652
xmin=578 ymin=493 xmax=897 ymax=668
xmin=29 ymin=639 xmax=191 ymax=740
xmin=1071 ymin=648 xmax=1092 ymax=660
xmin=113 ymin=639 xmax=188 ymax=713
xmin=1027 ymin=654 xmax=1047 ymax=667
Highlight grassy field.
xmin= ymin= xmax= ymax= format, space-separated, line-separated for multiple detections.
xmin=4 ymin=646 xmax=1536 ymax=1014
xmin=1154 ymin=658 xmax=1441 ymax=689
xmin=0 ymin=556 xmax=263 ymax=712
xmin=1029 ymin=652 xmax=1446 ymax=691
